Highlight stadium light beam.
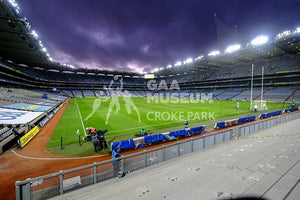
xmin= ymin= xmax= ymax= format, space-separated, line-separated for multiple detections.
xmin=208 ymin=50 xmax=220 ymax=56
xmin=295 ymin=27 xmax=300 ymax=33
xmin=276 ymin=30 xmax=291 ymax=39
xmin=166 ymin=64 xmax=173 ymax=68
xmin=225 ymin=44 xmax=241 ymax=53
xmin=251 ymin=35 xmax=268 ymax=46
xmin=153 ymin=68 xmax=159 ymax=72
xmin=195 ymin=55 xmax=203 ymax=61
xmin=31 ymin=30 xmax=38 ymax=39
xmin=185 ymin=58 xmax=193 ymax=64
xmin=174 ymin=61 xmax=181 ymax=67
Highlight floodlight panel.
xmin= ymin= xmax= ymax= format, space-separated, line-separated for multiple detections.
xmin=31 ymin=30 xmax=38 ymax=38
xmin=174 ymin=61 xmax=181 ymax=66
xmin=167 ymin=64 xmax=173 ymax=68
xmin=251 ymin=36 xmax=268 ymax=45
xmin=185 ymin=58 xmax=193 ymax=63
xmin=195 ymin=55 xmax=203 ymax=61
xmin=225 ymin=44 xmax=241 ymax=53
xmin=208 ymin=50 xmax=220 ymax=56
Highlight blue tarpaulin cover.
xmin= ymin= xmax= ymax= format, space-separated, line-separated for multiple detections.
xmin=144 ymin=134 xmax=168 ymax=144
xmin=112 ymin=139 xmax=134 ymax=150
xmin=238 ymin=115 xmax=256 ymax=124
xmin=259 ymin=110 xmax=281 ymax=118
xmin=169 ymin=129 xmax=190 ymax=137
xmin=190 ymin=126 xmax=204 ymax=135
xmin=134 ymin=143 xmax=145 ymax=149
xmin=215 ymin=122 xmax=225 ymax=128
xmin=285 ymin=107 xmax=298 ymax=113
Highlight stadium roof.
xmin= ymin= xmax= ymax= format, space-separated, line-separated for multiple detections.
xmin=0 ymin=0 xmax=140 ymax=77
xmin=0 ymin=0 xmax=299 ymax=77
xmin=0 ymin=0 xmax=52 ymax=68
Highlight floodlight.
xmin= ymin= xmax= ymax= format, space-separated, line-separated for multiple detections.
xmin=31 ymin=30 xmax=38 ymax=38
xmin=225 ymin=44 xmax=241 ymax=53
xmin=42 ymin=47 xmax=47 ymax=52
xmin=251 ymin=36 xmax=268 ymax=46
xmin=38 ymin=40 xmax=43 ymax=47
xmin=295 ymin=27 xmax=300 ymax=33
xmin=208 ymin=50 xmax=220 ymax=56
xmin=185 ymin=58 xmax=193 ymax=64
xmin=159 ymin=67 xmax=164 ymax=70
xmin=153 ymin=68 xmax=159 ymax=72
xmin=8 ymin=0 xmax=18 ymax=7
xmin=195 ymin=55 xmax=203 ymax=61
xmin=174 ymin=61 xmax=181 ymax=66
xmin=166 ymin=64 xmax=172 ymax=68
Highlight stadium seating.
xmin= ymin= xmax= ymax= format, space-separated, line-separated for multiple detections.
xmin=0 ymin=127 xmax=12 ymax=142
xmin=262 ymin=87 xmax=296 ymax=102
xmin=291 ymin=90 xmax=300 ymax=103
xmin=216 ymin=88 xmax=244 ymax=100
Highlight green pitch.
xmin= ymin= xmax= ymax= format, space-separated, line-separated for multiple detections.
xmin=46 ymin=97 xmax=289 ymax=156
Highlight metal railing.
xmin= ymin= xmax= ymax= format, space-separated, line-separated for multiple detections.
xmin=15 ymin=111 xmax=300 ymax=200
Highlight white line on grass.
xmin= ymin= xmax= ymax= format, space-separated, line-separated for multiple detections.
xmin=11 ymin=150 xmax=109 ymax=160
xmin=108 ymin=111 xmax=246 ymax=133
xmin=75 ymin=98 xmax=87 ymax=136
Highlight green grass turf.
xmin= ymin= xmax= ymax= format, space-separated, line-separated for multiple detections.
xmin=46 ymin=97 xmax=290 ymax=156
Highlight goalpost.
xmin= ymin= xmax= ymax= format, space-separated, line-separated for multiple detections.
xmin=252 ymin=100 xmax=268 ymax=111
xmin=250 ymin=64 xmax=268 ymax=111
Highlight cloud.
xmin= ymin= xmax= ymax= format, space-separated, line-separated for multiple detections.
xmin=19 ymin=0 xmax=300 ymax=72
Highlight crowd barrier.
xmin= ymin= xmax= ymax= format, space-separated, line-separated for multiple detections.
xmin=16 ymin=110 xmax=300 ymax=200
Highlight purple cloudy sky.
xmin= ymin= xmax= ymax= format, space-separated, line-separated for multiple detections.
xmin=18 ymin=0 xmax=300 ymax=73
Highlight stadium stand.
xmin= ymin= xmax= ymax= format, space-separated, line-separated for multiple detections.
xmin=262 ymin=86 xmax=296 ymax=102
xmin=290 ymin=89 xmax=300 ymax=103
xmin=233 ymin=87 xmax=263 ymax=101
xmin=0 ymin=0 xmax=300 ymax=156
xmin=82 ymin=90 xmax=95 ymax=97
xmin=215 ymin=88 xmax=244 ymax=100
xmin=0 ymin=127 xmax=12 ymax=142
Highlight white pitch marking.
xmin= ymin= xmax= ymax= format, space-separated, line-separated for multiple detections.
xmin=75 ymin=98 xmax=87 ymax=136
xmin=12 ymin=150 xmax=108 ymax=160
